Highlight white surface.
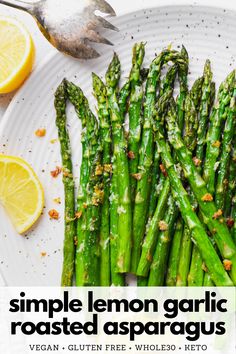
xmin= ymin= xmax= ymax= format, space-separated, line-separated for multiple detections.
xmin=0 ymin=1 xmax=236 ymax=285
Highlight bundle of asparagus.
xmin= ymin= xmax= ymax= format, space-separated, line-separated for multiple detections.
xmin=54 ymin=43 xmax=236 ymax=287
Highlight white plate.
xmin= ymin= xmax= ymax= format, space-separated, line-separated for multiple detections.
xmin=0 ymin=4 xmax=236 ymax=286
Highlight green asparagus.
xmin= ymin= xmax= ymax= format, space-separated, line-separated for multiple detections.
xmin=67 ymin=81 xmax=101 ymax=286
xmin=92 ymin=73 xmax=111 ymax=286
xmin=128 ymin=42 xmax=145 ymax=208
xmin=55 ymin=80 xmax=76 ymax=287
xmin=203 ymin=71 xmax=235 ymax=195
xmin=155 ymin=113 xmax=233 ymax=286
xmin=177 ymin=46 xmax=189 ymax=131
xmin=165 ymin=219 xmax=183 ymax=286
xmin=106 ymin=53 xmax=132 ymax=273
xmin=166 ymin=100 xmax=236 ymax=284
xmin=215 ymin=93 xmax=236 ymax=210
xmin=132 ymin=51 xmax=185 ymax=273
xmin=148 ymin=196 xmax=178 ymax=286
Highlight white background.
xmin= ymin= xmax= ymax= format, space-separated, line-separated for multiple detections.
xmin=0 ymin=287 xmax=235 ymax=354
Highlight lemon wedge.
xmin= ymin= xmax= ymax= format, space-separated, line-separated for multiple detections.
xmin=0 ymin=155 xmax=44 ymax=234
xmin=0 ymin=16 xmax=35 ymax=94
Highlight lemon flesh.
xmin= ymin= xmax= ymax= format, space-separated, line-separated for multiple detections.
xmin=0 ymin=16 xmax=35 ymax=93
xmin=0 ymin=155 xmax=44 ymax=234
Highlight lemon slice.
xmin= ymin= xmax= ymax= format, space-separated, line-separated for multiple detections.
xmin=0 ymin=16 xmax=35 ymax=94
xmin=0 ymin=155 xmax=44 ymax=234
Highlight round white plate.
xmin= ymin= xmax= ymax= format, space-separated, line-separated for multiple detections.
xmin=0 ymin=4 xmax=236 ymax=286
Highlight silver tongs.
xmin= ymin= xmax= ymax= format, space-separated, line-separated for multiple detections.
xmin=0 ymin=0 xmax=117 ymax=59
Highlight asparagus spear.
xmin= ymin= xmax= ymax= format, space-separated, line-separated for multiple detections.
xmin=128 ymin=42 xmax=145 ymax=206
xmin=176 ymin=77 xmax=202 ymax=287
xmin=189 ymin=217 xmax=208 ymax=287
xmin=107 ymin=64 xmax=126 ymax=285
xmin=154 ymin=111 xmax=233 ymax=286
xmin=92 ymin=73 xmax=111 ymax=286
xmin=137 ymin=177 xmax=170 ymax=276
xmin=109 ymin=69 xmax=126 ymax=285
xmin=177 ymin=46 xmax=189 ymax=131
xmin=136 ymin=66 xmax=181 ymax=277
xmin=193 ymin=62 xmax=215 ymax=282
xmin=179 ymin=189 xmax=200 ymax=287
xmin=192 ymin=62 xmax=216 ymax=287
xmin=176 ymin=225 xmax=193 ymax=286
xmin=195 ymin=60 xmax=215 ymax=167
xmin=106 ymin=53 xmax=132 ymax=273
xmin=136 ymin=153 xmax=162 ymax=283
xmin=215 ymin=93 xmax=236 ymax=210
xmin=137 ymin=62 xmax=186 ymax=278
xmin=66 ymin=82 xmax=91 ymax=281
xmin=188 ymin=245 xmax=205 ymax=286
xmin=159 ymin=64 xmax=179 ymax=97
xmin=184 ymin=77 xmax=203 ymax=151
xmin=228 ymin=141 xmax=236 ymax=244
xmin=54 ymin=80 xmax=76 ymax=287
xmin=165 ymin=100 xmax=236 ymax=284
xmin=225 ymin=143 xmax=236 ymax=217
xmin=148 ymin=196 xmax=178 ymax=286
xmin=230 ymin=140 xmax=236 ymax=244
xmin=155 ymin=63 xmax=189 ymax=287
xmin=165 ymin=219 xmax=183 ymax=286
xmin=66 ymin=81 xmax=93 ymax=285
xmin=67 ymin=81 xmax=101 ymax=286
xmin=110 ymin=160 xmax=125 ymax=285
xmin=146 ymin=65 xmax=178 ymax=224
xmin=231 ymin=193 xmax=236 ymax=244
xmin=188 ymin=247 xmax=204 ymax=286
xmin=80 ymin=87 xmax=103 ymax=286
xmin=132 ymin=51 xmax=185 ymax=273
xmin=203 ymin=70 xmax=235 ymax=195
xmin=84 ymin=142 xmax=103 ymax=286
xmin=109 ymin=67 xmax=127 ymax=285
xmin=165 ymin=53 xmax=189 ymax=287
xmin=131 ymin=52 xmax=162 ymax=273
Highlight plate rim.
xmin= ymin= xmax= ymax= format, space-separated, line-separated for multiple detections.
xmin=115 ymin=0 xmax=236 ymax=17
